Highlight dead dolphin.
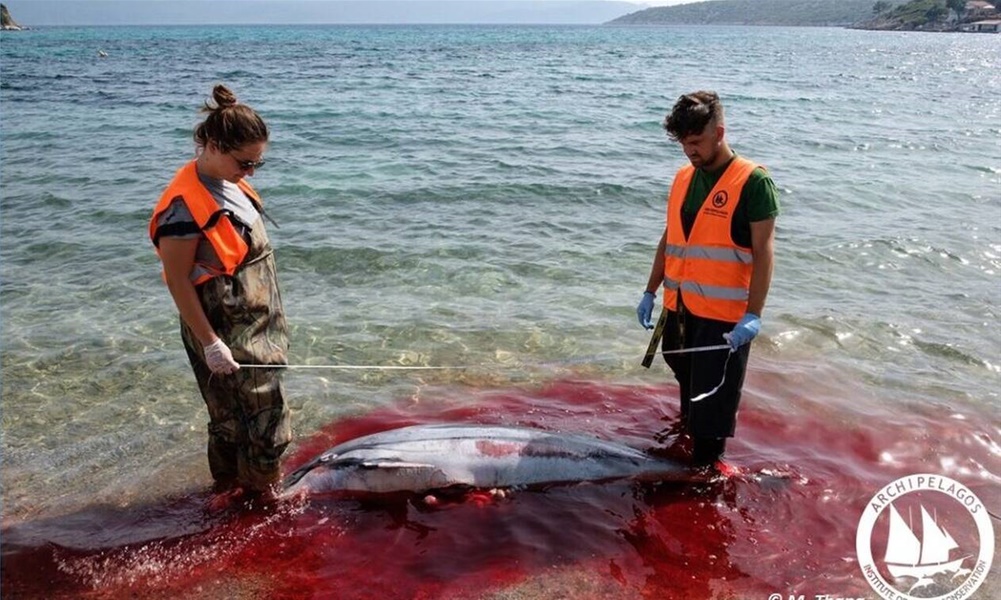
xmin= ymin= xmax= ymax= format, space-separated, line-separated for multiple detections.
xmin=282 ymin=423 xmax=690 ymax=496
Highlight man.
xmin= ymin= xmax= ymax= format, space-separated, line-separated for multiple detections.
xmin=636 ymin=91 xmax=779 ymax=471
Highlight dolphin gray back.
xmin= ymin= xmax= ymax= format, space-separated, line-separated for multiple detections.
xmin=282 ymin=423 xmax=688 ymax=495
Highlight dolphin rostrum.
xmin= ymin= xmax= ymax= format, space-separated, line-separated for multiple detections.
xmin=281 ymin=423 xmax=691 ymax=496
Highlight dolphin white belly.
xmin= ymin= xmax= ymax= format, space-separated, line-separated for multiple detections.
xmin=282 ymin=423 xmax=689 ymax=496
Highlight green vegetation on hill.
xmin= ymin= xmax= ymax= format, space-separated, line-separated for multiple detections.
xmin=608 ymin=0 xmax=906 ymax=27
xmin=859 ymin=0 xmax=974 ymax=30
xmin=879 ymin=0 xmax=946 ymax=26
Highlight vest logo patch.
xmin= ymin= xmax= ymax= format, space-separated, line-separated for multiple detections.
xmin=702 ymin=190 xmax=731 ymax=219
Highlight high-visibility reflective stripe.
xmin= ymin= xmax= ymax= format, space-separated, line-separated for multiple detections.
xmin=665 ymin=278 xmax=747 ymax=301
xmin=679 ymin=280 xmax=748 ymax=302
xmin=665 ymin=244 xmax=752 ymax=264
xmin=664 ymin=244 xmax=686 ymax=258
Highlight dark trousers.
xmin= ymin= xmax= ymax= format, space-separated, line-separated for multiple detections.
xmin=661 ymin=301 xmax=751 ymax=463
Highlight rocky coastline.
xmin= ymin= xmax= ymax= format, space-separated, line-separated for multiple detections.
xmin=1 ymin=3 xmax=26 ymax=30
xmin=851 ymin=0 xmax=1000 ymax=32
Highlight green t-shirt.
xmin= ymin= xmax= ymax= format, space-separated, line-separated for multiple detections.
xmin=682 ymin=155 xmax=780 ymax=248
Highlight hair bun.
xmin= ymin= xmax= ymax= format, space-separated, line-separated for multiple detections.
xmin=194 ymin=84 xmax=268 ymax=152
xmin=211 ymin=84 xmax=238 ymax=109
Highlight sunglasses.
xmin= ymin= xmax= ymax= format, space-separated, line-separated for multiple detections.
xmin=234 ymin=157 xmax=266 ymax=171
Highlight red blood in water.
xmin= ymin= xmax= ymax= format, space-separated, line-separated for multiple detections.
xmin=2 ymin=377 xmax=997 ymax=599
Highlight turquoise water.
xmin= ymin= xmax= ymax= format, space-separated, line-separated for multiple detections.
xmin=1 ymin=23 xmax=998 ymax=553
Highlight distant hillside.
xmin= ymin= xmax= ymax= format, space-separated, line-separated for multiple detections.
xmin=2 ymin=2 xmax=25 ymax=30
xmin=854 ymin=0 xmax=996 ymax=31
xmin=608 ymin=0 xmax=906 ymax=27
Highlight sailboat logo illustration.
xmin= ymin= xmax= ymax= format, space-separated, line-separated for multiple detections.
xmin=857 ymin=474 xmax=994 ymax=600
xmin=883 ymin=503 xmax=969 ymax=590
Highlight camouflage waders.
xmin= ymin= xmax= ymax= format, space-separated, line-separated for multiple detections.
xmin=181 ymin=221 xmax=291 ymax=492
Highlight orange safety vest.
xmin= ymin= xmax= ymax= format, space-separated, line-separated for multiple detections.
xmin=662 ymin=157 xmax=758 ymax=323
xmin=149 ymin=160 xmax=262 ymax=285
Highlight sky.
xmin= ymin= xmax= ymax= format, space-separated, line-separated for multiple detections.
xmin=3 ymin=0 xmax=700 ymax=26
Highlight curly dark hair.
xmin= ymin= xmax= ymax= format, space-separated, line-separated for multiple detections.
xmin=663 ymin=91 xmax=724 ymax=141
xmin=193 ymin=84 xmax=269 ymax=153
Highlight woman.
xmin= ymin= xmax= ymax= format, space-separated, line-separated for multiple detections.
xmin=149 ymin=84 xmax=290 ymax=498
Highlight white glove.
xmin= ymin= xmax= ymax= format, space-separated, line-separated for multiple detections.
xmin=203 ymin=339 xmax=239 ymax=375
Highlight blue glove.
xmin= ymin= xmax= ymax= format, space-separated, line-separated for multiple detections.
xmin=636 ymin=291 xmax=656 ymax=330
xmin=724 ymin=313 xmax=761 ymax=351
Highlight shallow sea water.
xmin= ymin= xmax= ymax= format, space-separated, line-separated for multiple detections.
xmin=1 ymin=24 xmax=999 ymax=599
